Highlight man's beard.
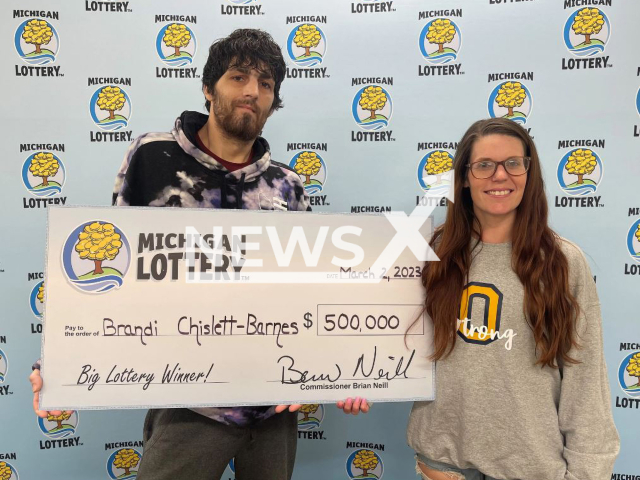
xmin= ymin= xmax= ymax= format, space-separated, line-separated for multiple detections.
xmin=212 ymin=93 xmax=268 ymax=142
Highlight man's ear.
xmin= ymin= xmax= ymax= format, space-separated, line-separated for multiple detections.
xmin=203 ymin=85 xmax=213 ymax=102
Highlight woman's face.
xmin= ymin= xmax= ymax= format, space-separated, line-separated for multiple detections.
xmin=464 ymin=134 xmax=527 ymax=228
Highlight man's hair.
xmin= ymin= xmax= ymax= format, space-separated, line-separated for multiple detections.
xmin=202 ymin=29 xmax=286 ymax=112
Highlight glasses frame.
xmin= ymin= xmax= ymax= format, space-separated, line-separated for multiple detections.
xmin=466 ymin=157 xmax=531 ymax=179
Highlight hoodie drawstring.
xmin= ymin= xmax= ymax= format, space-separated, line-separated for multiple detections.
xmin=236 ymin=173 xmax=246 ymax=209
xmin=220 ymin=173 xmax=246 ymax=209
xmin=221 ymin=177 xmax=228 ymax=209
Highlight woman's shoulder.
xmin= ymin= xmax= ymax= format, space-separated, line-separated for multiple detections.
xmin=557 ymin=236 xmax=583 ymax=260
xmin=556 ymin=235 xmax=594 ymax=286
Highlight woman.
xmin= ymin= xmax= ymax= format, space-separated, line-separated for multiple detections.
xmin=407 ymin=118 xmax=619 ymax=480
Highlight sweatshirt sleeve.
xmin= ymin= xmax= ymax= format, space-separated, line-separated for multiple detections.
xmin=296 ymin=187 xmax=312 ymax=212
xmin=558 ymin=244 xmax=620 ymax=480
xmin=112 ymin=135 xmax=147 ymax=207
xmin=288 ymin=172 xmax=312 ymax=212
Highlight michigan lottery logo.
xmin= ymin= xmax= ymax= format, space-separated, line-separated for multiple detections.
xmin=618 ymin=352 xmax=640 ymax=398
xmin=417 ymin=150 xmax=453 ymax=195
xmin=627 ymin=219 xmax=640 ymax=264
xmin=298 ymin=404 xmax=324 ymax=430
xmin=0 ymin=349 xmax=7 ymax=383
xmin=352 ymin=85 xmax=393 ymax=131
xmin=287 ymin=24 xmax=326 ymax=68
xmin=488 ymin=81 xmax=532 ymax=125
xmin=156 ymin=23 xmax=196 ymax=67
xmin=419 ymin=18 xmax=461 ymax=64
xmin=346 ymin=449 xmax=384 ymax=480
xmin=0 ymin=462 xmax=18 ymax=480
xmin=107 ymin=448 xmax=142 ymax=480
xmin=62 ymin=221 xmax=131 ymax=294
xmin=557 ymin=149 xmax=603 ymax=196
xmin=21 ymin=152 xmax=65 ymax=197
xmin=289 ymin=151 xmax=327 ymax=196
xmin=38 ymin=411 xmax=79 ymax=439
xmin=14 ymin=18 xmax=59 ymax=65
xmin=29 ymin=281 xmax=45 ymax=319
xmin=564 ymin=8 xmax=610 ymax=57
xmin=90 ymin=86 xmax=132 ymax=131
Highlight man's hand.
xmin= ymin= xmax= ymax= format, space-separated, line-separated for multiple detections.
xmin=336 ymin=397 xmax=370 ymax=415
xmin=29 ymin=369 xmax=72 ymax=418
xmin=275 ymin=404 xmax=302 ymax=413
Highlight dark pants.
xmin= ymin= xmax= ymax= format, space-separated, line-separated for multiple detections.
xmin=137 ymin=408 xmax=298 ymax=480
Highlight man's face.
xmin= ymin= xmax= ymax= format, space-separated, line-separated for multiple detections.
xmin=205 ymin=64 xmax=275 ymax=142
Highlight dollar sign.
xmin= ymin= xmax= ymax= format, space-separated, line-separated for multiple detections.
xmin=303 ymin=312 xmax=313 ymax=329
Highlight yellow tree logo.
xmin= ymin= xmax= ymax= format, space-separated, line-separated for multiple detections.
xmin=425 ymin=151 xmax=453 ymax=185
xmin=495 ymin=82 xmax=527 ymax=118
xmin=29 ymin=152 xmax=59 ymax=188
xmin=353 ymin=450 xmax=379 ymax=477
xmin=113 ymin=449 xmax=140 ymax=476
xmin=293 ymin=24 xmax=321 ymax=58
xmin=22 ymin=19 xmax=52 ymax=55
xmin=299 ymin=404 xmax=319 ymax=421
xmin=565 ymin=149 xmax=597 ymax=185
xmin=0 ymin=462 xmax=12 ymax=480
xmin=47 ymin=411 xmax=71 ymax=430
xmin=636 ymin=225 xmax=640 ymax=247
xmin=294 ymin=152 xmax=322 ymax=185
xmin=97 ymin=86 xmax=126 ymax=122
xmin=74 ymin=222 xmax=123 ymax=276
xmin=30 ymin=281 xmax=45 ymax=319
xmin=627 ymin=353 xmax=640 ymax=388
xmin=572 ymin=8 xmax=604 ymax=45
xmin=163 ymin=23 xmax=191 ymax=58
xmin=426 ymin=19 xmax=456 ymax=54
xmin=359 ymin=86 xmax=388 ymax=121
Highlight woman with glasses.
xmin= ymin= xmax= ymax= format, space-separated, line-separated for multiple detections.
xmin=407 ymin=118 xmax=619 ymax=480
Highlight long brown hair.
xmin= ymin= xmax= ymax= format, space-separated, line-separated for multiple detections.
xmin=422 ymin=118 xmax=579 ymax=367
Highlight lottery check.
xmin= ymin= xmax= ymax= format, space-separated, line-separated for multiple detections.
xmin=40 ymin=206 xmax=436 ymax=410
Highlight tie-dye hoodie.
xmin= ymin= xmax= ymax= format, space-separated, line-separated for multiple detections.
xmin=113 ymin=110 xmax=311 ymax=213
xmin=112 ymin=110 xmax=311 ymax=426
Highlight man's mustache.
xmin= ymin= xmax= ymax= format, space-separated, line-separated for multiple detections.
xmin=233 ymin=100 xmax=258 ymax=112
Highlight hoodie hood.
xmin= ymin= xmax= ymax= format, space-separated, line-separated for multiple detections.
xmin=172 ymin=110 xmax=271 ymax=183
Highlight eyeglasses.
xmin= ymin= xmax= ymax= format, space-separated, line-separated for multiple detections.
xmin=466 ymin=157 xmax=531 ymax=179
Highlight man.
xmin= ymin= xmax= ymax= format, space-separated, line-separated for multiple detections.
xmin=110 ymin=27 xmax=308 ymax=480
xmin=30 ymin=28 xmax=368 ymax=480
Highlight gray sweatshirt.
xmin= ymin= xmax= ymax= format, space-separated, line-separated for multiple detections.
xmin=407 ymin=239 xmax=619 ymax=480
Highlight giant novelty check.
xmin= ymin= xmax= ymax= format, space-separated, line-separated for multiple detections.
xmin=40 ymin=206 xmax=436 ymax=410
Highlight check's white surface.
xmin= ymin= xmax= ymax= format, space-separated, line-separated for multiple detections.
xmin=41 ymin=206 xmax=434 ymax=409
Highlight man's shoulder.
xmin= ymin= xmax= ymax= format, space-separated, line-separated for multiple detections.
xmin=125 ymin=131 xmax=186 ymax=169
xmin=130 ymin=131 xmax=176 ymax=153
xmin=268 ymin=159 xmax=299 ymax=176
